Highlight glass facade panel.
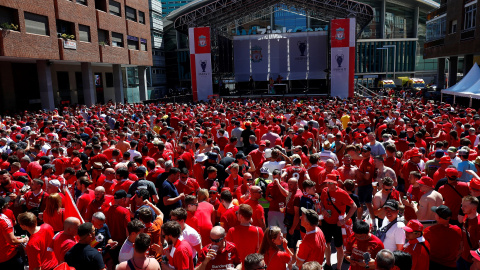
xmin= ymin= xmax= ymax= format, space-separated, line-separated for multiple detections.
xmin=426 ymin=15 xmax=446 ymax=41
xmin=359 ymin=0 xmax=382 ymax=39
xmin=385 ymin=4 xmax=414 ymax=38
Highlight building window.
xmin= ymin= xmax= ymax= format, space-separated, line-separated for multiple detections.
xmin=139 ymin=11 xmax=145 ymax=24
xmin=112 ymin=32 xmax=124 ymax=47
xmin=79 ymin=24 xmax=91 ymax=42
xmin=450 ymin=20 xmax=457 ymax=34
xmin=98 ymin=29 xmax=109 ymax=45
xmin=125 ymin=6 xmax=136 ymax=21
xmin=127 ymin=36 xmax=139 ymax=50
xmin=0 ymin=6 xmax=19 ymax=31
xmin=25 ymin=12 xmax=49 ymax=36
xmin=76 ymin=0 xmax=87 ymax=6
xmin=95 ymin=0 xmax=107 ymax=12
xmin=464 ymin=4 xmax=476 ymax=30
xmin=426 ymin=15 xmax=446 ymax=41
xmin=141 ymin=39 xmax=147 ymax=51
xmin=106 ymin=73 xmax=114 ymax=87
xmin=109 ymin=0 xmax=121 ymax=16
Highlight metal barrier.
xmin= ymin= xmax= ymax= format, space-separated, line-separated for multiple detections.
xmin=355 ymin=83 xmax=377 ymax=98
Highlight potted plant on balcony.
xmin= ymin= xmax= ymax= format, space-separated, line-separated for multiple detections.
xmin=58 ymin=33 xmax=75 ymax=40
xmin=0 ymin=22 xmax=19 ymax=32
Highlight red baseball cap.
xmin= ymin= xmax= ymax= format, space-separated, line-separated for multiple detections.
xmin=445 ymin=168 xmax=460 ymax=178
xmin=417 ymin=176 xmax=434 ymax=188
xmin=402 ymin=219 xmax=424 ymax=233
xmin=439 ymin=156 xmax=452 ymax=165
xmin=471 ymin=249 xmax=480 ymax=261
xmin=410 ymin=148 xmax=422 ymax=157
xmin=325 ymin=174 xmax=337 ymax=183
xmin=469 ymin=178 xmax=480 ymax=191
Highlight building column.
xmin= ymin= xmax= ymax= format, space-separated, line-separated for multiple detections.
xmin=69 ymin=71 xmax=78 ymax=104
xmin=449 ymin=56 xmax=458 ymax=87
xmin=113 ymin=64 xmax=124 ymax=103
xmin=0 ymin=62 xmax=16 ymax=111
xmin=37 ymin=60 xmax=55 ymax=110
xmin=413 ymin=7 xmax=420 ymax=38
xmin=138 ymin=66 xmax=148 ymax=101
xmin=437 ymin=58 xmax=446 ymax=90
xmin=81 ymin=62 xmax=96 ymax=106
xmin=380 ymin=0 xmax=386 ymax=39
xmin=464 ymin=54 xmax=474 ymax=74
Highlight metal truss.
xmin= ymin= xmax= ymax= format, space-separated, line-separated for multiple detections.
xmin=173 ymin=0 xmax=374 ymax=38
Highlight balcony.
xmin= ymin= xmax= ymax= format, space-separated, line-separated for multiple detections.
xmin=427 ymin=4 xmax=447 ymax=21
xmin=129 ymin=49 xmax=152 ymax=66
xmin=58 ymin=38 xmax=100 ymax=62
xmin=99 ymin=44 xmax=129 ymax=64
xmin=0 ymin=29 xmax=59 ymax=59
xmin=424 ymin=38 xmax=444 ymax=48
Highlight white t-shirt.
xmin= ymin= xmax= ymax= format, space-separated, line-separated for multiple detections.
xmin=118 ymin=239 xmax=134 ymax=263
xmin=381 ymin=218 xmax=405 ymax=251
xmin=262 ymin=161 xmax=286 ymax=179
xmin=179 ymin=224 xmax=202 ymax=257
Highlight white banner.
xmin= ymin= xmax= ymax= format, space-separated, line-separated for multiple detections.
xmin=194 ymin=53 xmax=213 ymax=101
xmin=331 ymin=47 xmax=350 ymax=98
xmin=234 ymin=32 xmax=327 ymax=82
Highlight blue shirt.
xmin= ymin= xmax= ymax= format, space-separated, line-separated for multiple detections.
xmin=161 ymin=180 xmax=182 ymax=219
xmin=457 ymin=160 xmax=477 ymax=182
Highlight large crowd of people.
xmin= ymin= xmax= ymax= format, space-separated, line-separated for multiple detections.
xmin=0 ymin=96 xmax=479 ymax=270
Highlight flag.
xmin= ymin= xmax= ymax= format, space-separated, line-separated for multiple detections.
xmin=63 ymin=188 xmax=84 ymax=223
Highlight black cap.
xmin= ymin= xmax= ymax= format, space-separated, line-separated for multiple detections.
xmin=431 ymin=205 xmax=452 ymax=220
xmin=362 ymin=145 xmax=371 ymax=151
xmin=208 ymin=153 xmax=218 ymax=161
xmin=382 ymin=199 xmax=399 ymax=211
xmin=0 ymin=196 xmax=11 ymax=209
xmin=114 ymin=190 xmax=131 ymax=200
xmin=301 ymin=207 xmax=319 ymax=225
xmin=235 ymin=153 xmax=246 ymax=160
xmin=135 ymin=166 xmax=147 ymax=175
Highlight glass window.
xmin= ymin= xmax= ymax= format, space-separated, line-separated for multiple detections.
xmin=79 ymin=24 xmax=90 ymax=42
xmin=109 ymin=0 xmax=121 ymax=16
xmin=139 ymin=11 xmax=145 ymax=24
xmin=127 ymin=36 xmax=139 ymax=50
xmin=76 ymin=0 xmax=87 ymax=5
xmin=24 ymin=12 xmax=49 ymax=36
xmin=385 ymin=4 xmax=415 ymax=39
xmin=426 ymin=15 xmax=446 ymax=41
xmin=141 ymin=40 xmax=147 ymax=51
xmin=464 ymin=4 xmax=476 ymax=30
xmin=126 ymin=6 xmax=136 ymax=21
xmin=106 ymin=73 xmax=114 ymax=87
xmin=112 ymin=32 xmax=123 ymax=47
xmin=98 ymin=29 xmax=109 ymax=45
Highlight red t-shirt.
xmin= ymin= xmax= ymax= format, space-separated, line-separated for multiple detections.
xmin=461 ymin=215 xmax=480 ymax=262
xmin=197 ymin=242 xmax=241 ymax=270
xmin=286 ymin=189 xmax=302 ymax=231
xmin=24 ymin=190 xmax=49 ymax=211
xmin=285 ymin=166 xmax=308 ymax=189
xmin=296 ymin=227 xmax=326 ymax=265
xmin=114 ymin=179 xmax=134 ymax=193
xmin=403 ymin=239 xmax=430 ymax=270
xmin=320 ymin=187 xmax=354 ymax=224
xmin=358 ymin=157 xmax=375 ymax=186
xmin=424 ymin=224 xmax=462 ymax=268
xmin=226 ymin=224 xmax=264 ymax=262
xmin=438 ymin=181 xmax=469 ymax=221
xmin=27 ymin=161 xmax=43 ymax=179
xmin=220 ymin=205 xmax=240 ymax=232
xmin=402 ymin=161 xmax=421 ymax=191
xmin=346 ymin=234 xmax=384 ymax=270
xmin=43 ymin=208 xmax=65 ymax=232
xmin=194 ymin=201 xmax=214 ymax=246
xmin=76 ymin=189 xmax=94 ymax=218
xmin=0 ymin=180 xmax=24 ymax=197
xmin=244 ymin=199 xmax=265 ymax=228
xmin=264 ymin=249 xmax=291 ymax=270
xmin=404 ymin=185 xmax=424 ymax=221
xmin=51 ymin=231 xmax=77 ymax=263
xmin=26 ymin=223 xmax=58 ymax=270
xmin=84 ymin=196 xmax=113 ymax=221
xmin=105 ymin=205 xmax=131 ymax=243
xmin=167 ymin=239 xmax=194 ymax=270
xmin=0 ymin=213 xmax=17 ymax=263
xmin=175 ymin=178 xmax=200 ymax=196
xmin=265 ymin=181 xmax=288 ymax=211
xmin=224 ymin=175 xmax=244 ymax=196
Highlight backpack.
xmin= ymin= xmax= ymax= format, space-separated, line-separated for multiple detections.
xmin=257 ymin=178 xmax=268 ymax=198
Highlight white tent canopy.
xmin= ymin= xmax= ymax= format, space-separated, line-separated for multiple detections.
xmin=442 ymin=63 xmax=480 ymax=100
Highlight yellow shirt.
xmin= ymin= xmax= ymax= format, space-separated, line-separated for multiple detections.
xmin=340 ymin=114 xmax=351 ymax=129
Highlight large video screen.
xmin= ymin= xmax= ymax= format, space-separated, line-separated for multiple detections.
xmin=234 ymin=31 xmax=328 ymax=82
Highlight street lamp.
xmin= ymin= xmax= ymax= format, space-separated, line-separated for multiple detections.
xmin=383 ymin=45 xmax=396 ymax=80
xmin=377 ymin=47 xmax=388 ymax=78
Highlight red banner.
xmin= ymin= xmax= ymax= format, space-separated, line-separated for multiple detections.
xmin=331 ymin=19 xmax=350 ymax=48
xmin=64 ymin=188 xmax=84 ymax=223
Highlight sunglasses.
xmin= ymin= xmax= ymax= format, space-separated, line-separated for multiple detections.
xmin=210 ymin=237 xmax=224 ymax=243
xmin=255 ymin=266 xmax=267 ymax=270
xmin=189 ymin=203 xmax=198 ymax=206
xmin=384 ymin=188 xmax=392 ymax=191
xmin=246 ymin=178 xmax=253 ymax=181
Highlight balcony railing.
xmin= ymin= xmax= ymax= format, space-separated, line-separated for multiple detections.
xmin=427 ymin=4 xmax=447 ymax=21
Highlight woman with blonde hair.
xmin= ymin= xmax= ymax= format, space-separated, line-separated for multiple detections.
xmin=258 ymin=226 xmax=293 ymax=270
xmin=42 ymin=193 xmax=65 ymax=233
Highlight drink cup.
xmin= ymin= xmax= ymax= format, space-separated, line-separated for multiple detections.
xmin=279 ymin=202 xmax=285 ymax=213
xmin=210 ymin=245 xmax=219 ymax=260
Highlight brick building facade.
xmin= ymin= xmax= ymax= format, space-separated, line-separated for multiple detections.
xmin=0 ymin=0 xmax=152 ymax=111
